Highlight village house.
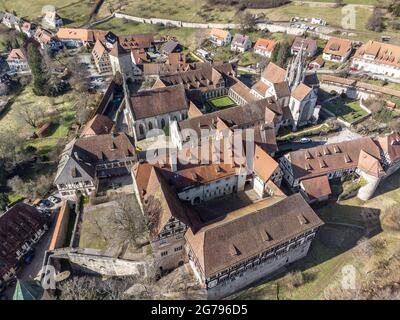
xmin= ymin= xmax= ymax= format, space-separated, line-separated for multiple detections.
xmin=56 ymin=28 xmax=96 ymax=47
xmin=6 ymin=48 xmax=30 ymax=74
xmin=253 ymin=38 xmax=277 ymax=58
xmin=1 ymin=12 xmax=19 ymax=29
xmin=230 ymin=33 xmax=252 ymax=53
xmin=92 ymin=32 xmax=137 ymax=79
xmin=279 ymin=132 xmax=400 ymax=202
xmin=291 ymin=37 xmax=317 ymax=57
xmin=34 ymin=27 xmax=62 ymax=50
xmin=20 ymin=21 xmax=36 ymax=38
xmin=209 ymin=28 xmax=232 ymax=46
xmin=0 ymin=203 xmax=48 ymax=285
xmin=322 ymin=37 xmax=352 ymax=63
xmin=351 ymin=40 xmax=400 ymax=79
xmin=54 ymin=132 xmax=136 ymax=199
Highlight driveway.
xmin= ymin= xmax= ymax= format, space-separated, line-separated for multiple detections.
xmin=325 ymin=127 xmax=362 ymax=144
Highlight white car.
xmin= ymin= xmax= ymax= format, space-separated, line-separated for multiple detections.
xmin=300 ymin=137 xmax=312 ymax=144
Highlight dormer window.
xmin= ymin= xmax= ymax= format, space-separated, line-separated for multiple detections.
xmin=298 ymin=214 xmax=309 ymax=225
xmin=229 ymin=244 xmax=241 ymax=256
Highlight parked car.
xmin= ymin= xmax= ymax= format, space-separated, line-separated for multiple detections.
xmin=300 ymin=137 xmax=312 ymax=144
xmin=39 ymin=199 xmax=53 ymax=208
xmin=48 ymin=195 xmax=61 ymax=204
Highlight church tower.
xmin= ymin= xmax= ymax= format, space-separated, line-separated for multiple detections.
xmin=286 ymin=41 xmax=306 ymax=90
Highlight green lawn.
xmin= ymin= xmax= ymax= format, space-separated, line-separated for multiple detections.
xmin=0 ymin=0 xmax=94 ymax=26
xmin=28 ymin=110 xmax=75 ymax=154
xmin=324 ymin=98 xmax=368 ymax=124
xmin=208 ymin=96 xmax=236 ymax=109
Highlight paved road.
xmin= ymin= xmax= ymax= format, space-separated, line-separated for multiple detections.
xmin=278 ymin=127 xmax=362 ymax=153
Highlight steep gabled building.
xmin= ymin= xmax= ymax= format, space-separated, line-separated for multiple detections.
xmin=54 ymin=133 xmax=136 ymax=199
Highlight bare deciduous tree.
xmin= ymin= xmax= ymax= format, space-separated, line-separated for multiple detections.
xmin=17 ymin=103 xmax=46 ymax=128
xmin=111 ymin=195 xmax=149 ymax=249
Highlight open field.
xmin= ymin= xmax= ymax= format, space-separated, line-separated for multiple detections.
xmin=99 ymin=0 xmax=239 ymax=23
xmin=0 ymin=0 xmax=94 ymax=26
xmin=239 ymin=170 xmax=400 ymax=299
xmin=324 ymin=97 xmax=368 ymax=124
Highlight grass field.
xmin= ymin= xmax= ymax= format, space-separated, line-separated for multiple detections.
xmin=208 ymin=96 xmax=236 ymax=109
xmin=94 ymin=18 xmax=202 ymax=49
xmin=28 ymin=110 xmax=76 ymax=155
xmin=0 ymin=0 xmax=94 ymax=26
xmin=239 ymin=170 xmax=400 ymax=300
xmin=0 ymin=85 xmax=77 ymax=154
xmin=324 ymin=97 xmax=368 ymax=124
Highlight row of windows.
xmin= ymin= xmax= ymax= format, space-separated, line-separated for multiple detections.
xmin=160 ymin=245 xmax=183 ymax=257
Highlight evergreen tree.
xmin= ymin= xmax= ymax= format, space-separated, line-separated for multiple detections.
xmin=274 ymin=40 xmax=291 ymax=67
xmin=27 ymin=44 xmax=48 ymax=96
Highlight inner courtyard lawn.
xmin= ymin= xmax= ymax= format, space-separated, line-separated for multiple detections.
xmin=207 ymin=96 xmax=236 ymax=109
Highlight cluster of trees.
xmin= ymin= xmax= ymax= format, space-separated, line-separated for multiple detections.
xmin=271 ymin=40 xmax=291 ymax=67
xmin=388 ymin=0 xmax=400 ymax=29
xmin=366 ymin=7 xmax=385 ymax=32
xmin=205 ymin=0 xmax=288 ymax=9
xmin=27 ymin=44 xmax=70 ymax=97
xmin=0 ymin=29 xmax=25 ymax=51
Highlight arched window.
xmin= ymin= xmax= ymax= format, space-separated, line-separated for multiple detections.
xmin=161 ymin=118 xmax=166 ymax=128
xmin=173 ymin=116 xmax=178 ymax=121
xmin=139 ymin=124 xmax=145 ymax=135
xmin=148 ymin=122 xmax=153 ymax=130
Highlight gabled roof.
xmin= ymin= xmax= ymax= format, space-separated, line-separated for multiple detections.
xmin=353 ymin=40 xmax=400 ymax=69
xmin=210 ymin=28 xmax=230 ymax=40
xmin=185 ymin=193 xmax=323 ymax=278
xmin=232 ymin=33 xmax=250 ymax=46
xmin=7 ymin=48 xmax=27 ymax=61
xmin=230 ymin=79 xmax=257 ymax=103
xmin=56 ymin=28 xmax=92 ymax=42
xmin=253 ymin=144 xmax=279 ymax=182
xmin=54 ymin=133 xmax=136 ymax=184
xmin=375 ymin=132 xmax=400 ymax=163
xmin=291 ymin=37 xmax=317 ymax=54
xmin=291 ymin=83 xmax=313 ymax=101
xmin=300 ymin=175 xmax=332 ymax=200
xmin=357 ymin=149 xmax=385 ymax=178
xmin=80 ymin=114 xmax=114 ymax=137
xmin=323 ymin=37 xmax=352 ymax=57
xmin=118 ymin=33 xmax=154 ymax=50
xmin=254 ymin=38 xmax=277 ymax=53
xmin=285 ymin=137 xmax=382 ymax=181
xmin=129 ymin=84 xmax=188 ymax=120
xmin=262 ymin=62 xmax=287 ymax=84
xmin=178 ymin=97 xmax=280 ymax=136
xmin=251 ymin=80 xmax=270 ymax=97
